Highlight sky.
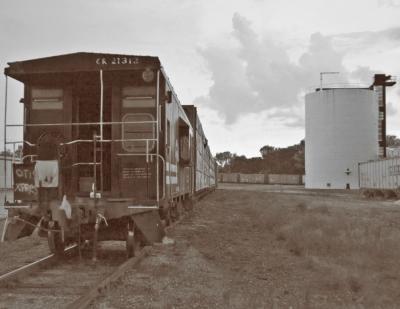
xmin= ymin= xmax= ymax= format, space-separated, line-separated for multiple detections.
xmin=0 ymin=0 xmax=399 ymax=158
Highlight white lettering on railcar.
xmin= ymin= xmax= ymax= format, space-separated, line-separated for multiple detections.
xmin=15 ymin=168 xmax=33 ymax=179
xmin=15 ymin=183 xmax=37 ymax=195
xmin=122 ymin=167 xmax=151 ymax=179
xmin=96 ymin=57 xmax=139 ymax=66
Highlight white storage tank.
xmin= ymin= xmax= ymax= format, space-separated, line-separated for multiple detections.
xmin=305 ymin=88 xmax=379 ymax=189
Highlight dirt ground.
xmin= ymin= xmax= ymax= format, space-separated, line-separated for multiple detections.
xmin=93 ymin=185 xmax=400 ymax=309
xmin=2 ymin=185 xmax=400 ymax=308
xmin=0 ymin=218 xmax=49 ymax=275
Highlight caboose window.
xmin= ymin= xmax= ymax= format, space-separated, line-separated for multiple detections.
xmin=122 ymin=86 xmax=155 ymax=108
xmin=122 ymin=113 xmax=156 ymax=153
xmin=122 ymin=96 xmax=155 ymax=108
xmin=31 ymin=88 xmax=63 ymax=110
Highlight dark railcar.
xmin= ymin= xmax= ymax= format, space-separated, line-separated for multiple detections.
xmin=2 ymin=52 xmax=216 ymax=257
xmin=183 ymin=105 xmax=217 ymax=194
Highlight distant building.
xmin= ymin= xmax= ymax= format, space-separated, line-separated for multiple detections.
xmin=386 ymin=147 xmax=400 ymax=158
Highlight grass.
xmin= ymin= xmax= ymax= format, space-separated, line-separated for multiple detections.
xmin=261 ymin=200 xmax=400 ymax=307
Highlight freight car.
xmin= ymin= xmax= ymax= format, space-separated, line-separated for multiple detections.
xmin=1 ymin=52 xmax=217 ymax=258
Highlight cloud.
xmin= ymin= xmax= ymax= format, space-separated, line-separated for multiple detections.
xmin=387 ymin=101 xmax=397 ymax=116
xmin=331 ymin=27 xmax=400 ymax=53
xmin=349 ymin=66 xmax=376 ymax=85
xmin=267 ymin=108 xmax=304 ymax=128
xmin=196 ymin=13 xmax=355 ymax=125
xmin=196 ymin=13 xmax=400 ymax=126
xmin=378 ymin=0 xmax=400 ymax=7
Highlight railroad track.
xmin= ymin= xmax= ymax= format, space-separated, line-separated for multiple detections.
xmin=0 ymin=242 xmax=149 ymax=309
xmin=0 ymin=198 xmax=202 ymax=309
xmin=0 ymin=244 xmax=78 ymax=285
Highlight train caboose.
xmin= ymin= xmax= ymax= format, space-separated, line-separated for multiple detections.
xmin=2 ymin=52 xmax=216 ymax=258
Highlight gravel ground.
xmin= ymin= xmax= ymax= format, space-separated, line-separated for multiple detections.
xmin=92 ymin=186 xmax=400 ymax=308
xmin=0 ymin=222 xmax=49 ymax=275
xmin=2 ymin=185 xmax=400 ymax=308
xmin=0 ymin=242 xmax=127 ymax=309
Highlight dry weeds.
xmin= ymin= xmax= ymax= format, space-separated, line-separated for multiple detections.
xmin=94 ymin=188 xmax=400 ymax=308
xmin=261 ymin=199 xmax=400 ymax=307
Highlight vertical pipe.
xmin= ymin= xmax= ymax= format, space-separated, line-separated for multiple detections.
xmin=3 ymin=76 xmax=8 ymax=191
xmin=146 ymin=140 xmax=149 ymax=163
xmin=100 ymin=70 xmax=104 ymax=141
xmin=99 ymin=70 xmax=104 ymax=192
xmin=93 ymin=133 xmax=97 ymax=193
xmin=382 ymin=85 xmax=387 ymax=158
xmin=156 ymin=70 xmax=160 ymax=203
xmin=319 ymin=72 xmax=322 ymax=92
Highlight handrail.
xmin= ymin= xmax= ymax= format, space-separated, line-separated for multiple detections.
xmin=71 ymin=162 xmax=101 ymax=167
xmin=5 ymin=138 xmax=158 ymax=147
xmin=20 ymin=154 xmax=37 ymax=162
xmin=6 ymin=120 xmax=157 ymax=127
xmin=6 ymin=141 xmax=36 ymax=147
xmin=61 ymin=138 xmax=157 ymax=145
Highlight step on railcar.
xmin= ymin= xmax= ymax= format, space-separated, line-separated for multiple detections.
xmin=1 ymin=52 xmax=217 ymax=258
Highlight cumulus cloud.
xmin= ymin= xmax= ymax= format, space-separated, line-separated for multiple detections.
xmin=349 ymin=66 xmax=376 ymax=85
xmin=378 ymin=0 xmax=400 ymax=7
xmin=331 ymin=27 xmax=400 ymax=53
xmin=196 ymin=13 xmax=368 ymax=125
xmin=387 ymin=102 xmax=397 ymax=116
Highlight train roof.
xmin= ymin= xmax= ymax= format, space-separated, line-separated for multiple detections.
xmin=4 ymin=52 xmax=161 ymax=82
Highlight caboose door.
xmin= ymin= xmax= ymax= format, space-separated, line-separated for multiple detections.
xmin=118 ymin=86 xmax=158 ymax=200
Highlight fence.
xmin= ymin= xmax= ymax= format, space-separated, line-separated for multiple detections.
xmin=218 ymin=173 xmax=304 ymax=185
xmin=359 ymin=157 xmax=400 ymax=189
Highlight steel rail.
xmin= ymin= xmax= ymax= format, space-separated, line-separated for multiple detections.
xmin=66 ymin=246 xmax=150 ymax=309
xmin=0 ymin=244 xmax=77 ymax=284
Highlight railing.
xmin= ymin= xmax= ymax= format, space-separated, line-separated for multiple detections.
xmin=3 ymin=68 xmax=163 ymax=205
xmin=6 ymin=120 xmax=157 ymax=127
xmin=305 ymin=83 xmax=371 ymax=93
xmin=6 ymin=136 xmax=165 ymax=205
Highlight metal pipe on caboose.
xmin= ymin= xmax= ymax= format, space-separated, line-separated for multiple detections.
xmin=6 ymin=120 xmax=158 ymax=127
xmin=99 ymin=69 xmax=104 ymax=193
xmin=156 ymin=69 xmax=160 ymax=204
xmin=3 ymin=75 xmax=8 ymax=191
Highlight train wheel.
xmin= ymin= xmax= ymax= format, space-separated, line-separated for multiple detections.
xmin=170 ymin=202 xmax=180 ymax=222
xmin=165 ymin=208 xmax=172 ymax=226
xmin=48 ymin=223 xmax=65 ymax=256
xmin=160 ymin=203 xmax=170 ymax=227
xmin=183 ymin=199 xmax=193 ymax=211
xmin=126 ymin=225 xmax=141 ymax=258
xmin=177 ymin=201 xmax=184 ymax=217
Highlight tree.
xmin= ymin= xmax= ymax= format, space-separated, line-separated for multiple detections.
xmin=217 ymin=139 xmax=305 ymax=175
xmin=386 ymin=135 xmax=400 ymax=147
xmin=15 ymin=145 xmax=23 ymax=158
xmin=259 ymin=145 xmax=276 ymax=159
xmin=215 ymin=151 xmax=233 ymax=168
xmin=0 ymin=149 xmax=13 ymax=157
